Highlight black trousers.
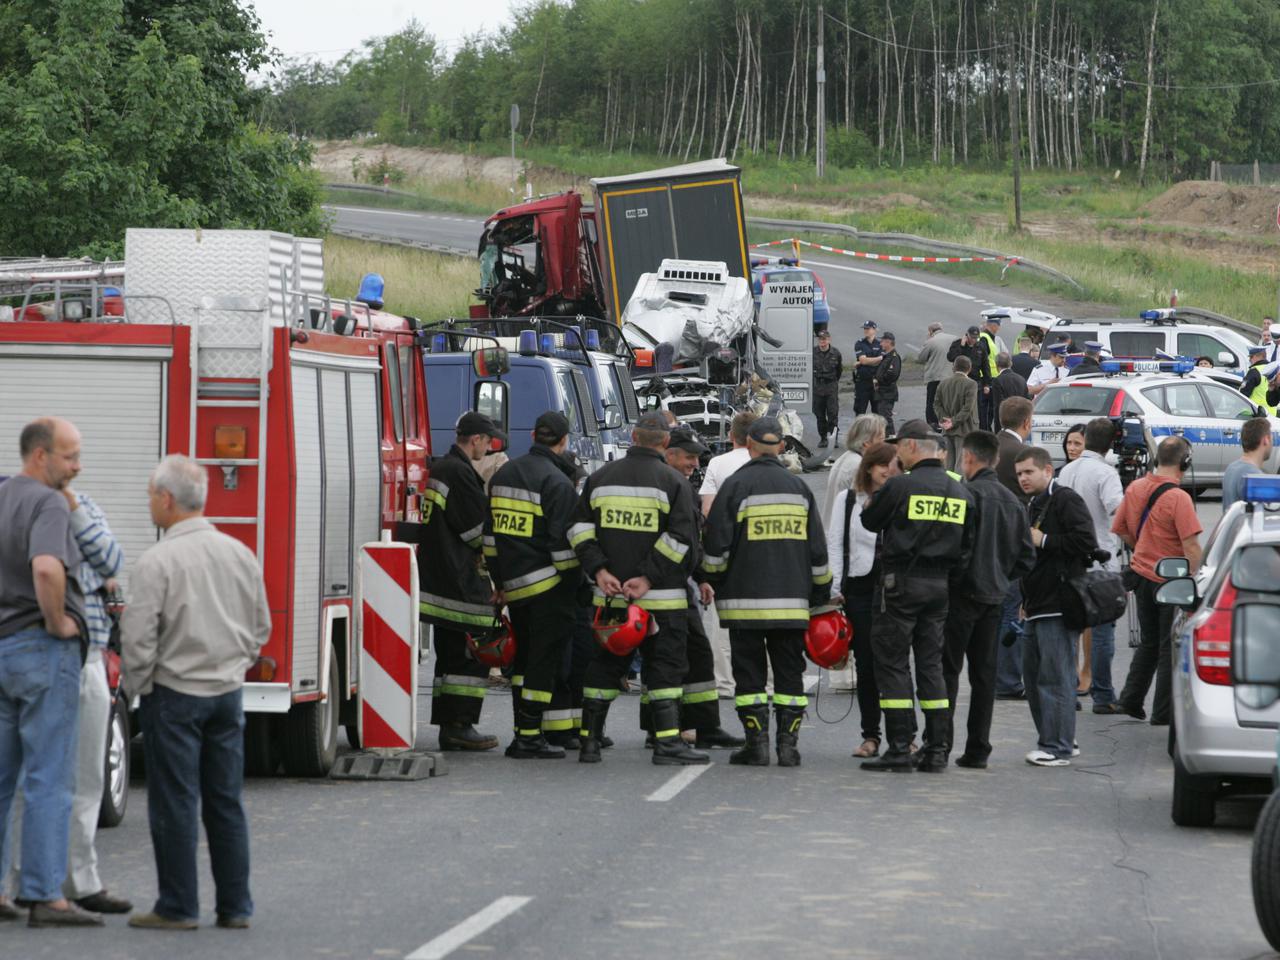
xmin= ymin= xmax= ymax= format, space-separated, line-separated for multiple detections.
xmin=978 ymin=387 xmax=994 ymax=431
xmin=813 ymin=387 xmax=839 ymax=440
xmin=871 ymin=575 xmax=949 ymax=712
xmin=874 ymin=397 xmax=896 ymax=436
xmin=507 ymin=581 xmax=574 ymax=735
xmin=430 ymin=627 xmax=488 ymax=726
xmin=638 ymin=605 xmax=721 ymax=732
xmin=729 ymin=628 xmax=807 ymax=710
xmin=925 ymin=380 xmax=940 ymax=428
xmin=1119 ymin=576 xmax=1175 ymax=723
xmin=943 ymin=594 xmax=1002 ymax=759
xmin=584 ymin=609 xmax=688 ymax=705
xmin=842 ymin=575 xmax=882 ymax=742
xmin=854 ymin=380 xmax=875 ymax=416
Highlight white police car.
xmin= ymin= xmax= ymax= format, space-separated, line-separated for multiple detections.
xmin=1030 ymin=359 xmax=1280 ymax=485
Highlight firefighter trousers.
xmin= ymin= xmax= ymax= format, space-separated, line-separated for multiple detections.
xmin=729 ymin=628 xmax=808 ymax=712
xmin=583 ymin=610 xmax=687 ymax=712
xmin=430 ymin=627 xmax=488 ymax=727
xmin=507 ymin=581 xmax=574 ymax=736
xmin=870 ymin=575 xmax=949 ymax=717
xmin=638 ymin=604 xmax=721 ymax=733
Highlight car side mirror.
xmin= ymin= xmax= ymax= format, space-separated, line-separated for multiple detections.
xmin=1232 ymin=602 xmax=1280 ymax=705
xmin=1155 ymin=557 xmax=1190 ymax=580
xmin=1218 ymin=351 xmax=1235 ymax=367
xmin=1155 ymin=577 xmax=1197 ymax=608
xmin=602 ymin=403 xmax=623 ymax=430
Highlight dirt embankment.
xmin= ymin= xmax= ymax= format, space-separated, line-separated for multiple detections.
xmin=1143 ymin=180 xmax=1280 ymax=234
xmin=311 ymin=139 xmax=581 ymax=192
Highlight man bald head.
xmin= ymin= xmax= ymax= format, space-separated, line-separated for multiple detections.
xmin=19 ymin=417 xmax=81 ymax=489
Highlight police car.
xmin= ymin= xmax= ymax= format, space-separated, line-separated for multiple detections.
xmin=749 ymin=257 xmax=831 ymax=331
xmin=1029 ymin=358 xmax=1280 ymax=485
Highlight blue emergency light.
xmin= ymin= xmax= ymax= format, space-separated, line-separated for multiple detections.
xmin=517 ymin=330 xmax=538 ymax=355
xmin=103 ymin=287 xmax=121 ymax=297
xmin=1099 ymin=359 xmax=1193 ymax=375
xmin=538 ymin=334 xmax=556 ymax=355
xmin=1140 ymin=308 xmax=1175 ymax=321
xmin=356 ymin=273 xmax=385 ymax=307
xmin=585 ymin=329 xmax=601 ymax=350
xmin=1243 ymin=475 xmax=1280 ymax=504
xmin=430 ymin=334 xmax=447 ymax=353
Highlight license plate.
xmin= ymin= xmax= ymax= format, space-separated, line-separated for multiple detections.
xmin=781 ymin=389 xmax=805 ymax=402
xmin=1041 ymin=431 xmax=1065 ymax=443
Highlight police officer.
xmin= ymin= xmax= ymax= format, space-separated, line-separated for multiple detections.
xmin=872 ymin=330 xmax=902 ymax=435
xmin=484 ymin=411 xmax=581 ymax=759
xmin=1069 ymin=341 xmax=1104 ymax=378
xmin=859 ymin=419 xmax=975 ymax=773
xmin=701 ymin=417 xmax=831 ymax=767
xmin=977 ymin=315 xmax=1003 ymax=430
xmin=570 ymin=412 xmax=707 ymax=765
xmin=1240 ymin=344 xmax=1279 ymax=416
xmin=1027 ymin=342 xmax=1069 ymax=396
xmin=418 ymin=412 xmax=504 ymax=752
xmin=853 ymin=320 xmax=883 ymax=416
xmin=813 ymin=329 xmax=843 ymax=448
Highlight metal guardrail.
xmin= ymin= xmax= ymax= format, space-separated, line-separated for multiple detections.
xmin=324 ymin=182 xmax=419 ymax=199
xmin=327 ymin=226 xmax=472 ymax=258
xmin=1162 ymin=305 xmax=1260 ymax=340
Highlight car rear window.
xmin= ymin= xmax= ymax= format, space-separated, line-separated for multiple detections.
xmin=1233 ymin=544 xmax=1280 ymax=592
xmin=1035 ymin=385 xmax=1119 ymax=417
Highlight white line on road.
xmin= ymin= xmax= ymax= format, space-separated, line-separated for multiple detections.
xmin=406 ymin=896 xmax=533 ymax=960
xmin=646 ymin=762 xmax=714 ymax=802
xmin=804 ymin=258 xmax=978 ymax=301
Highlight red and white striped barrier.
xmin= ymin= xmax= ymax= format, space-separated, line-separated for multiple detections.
xmin=355 ymin=537 xmax=420 ymax=754
xmin=752 ymin=237 xmax=1019 ymax=266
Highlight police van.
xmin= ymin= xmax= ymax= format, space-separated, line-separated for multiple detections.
xmin=1036 ymin=310 xmax=1255 ymax=373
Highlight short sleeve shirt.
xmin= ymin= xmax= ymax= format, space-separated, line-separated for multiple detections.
xmin=853 ymin=338 xmax=883 ymax=381
xmin=1221 ymin=458 xmax=1263 ymax=512
xmin=1111 ymin=474 xmax=1203 ymax=582
xmin=1028 ymin=360 xmax=1066 ymax=390
xmin=0 ymin=475 xmax=84 ymax=638
xmin=699 ymin=448 xmax=751 ymax=499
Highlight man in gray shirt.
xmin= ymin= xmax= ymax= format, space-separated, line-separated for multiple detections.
xmin=1222 ymin=417 xmax=1274 ymax=511
xmin=0 ymin=418 xmax=102 ymax=927
xmin=123 ymin=455 xmax=270 ymax=931
xmin=917 ymin=323 xmax=958 ymax=430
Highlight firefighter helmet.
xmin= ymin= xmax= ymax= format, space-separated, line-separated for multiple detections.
xmin=804 ymin=608 xmax=852 ymax=669
xmin=466 ymin=612 xmax=516 ymax=670
xmin=592 ymin=596 xmax=649 ymax=657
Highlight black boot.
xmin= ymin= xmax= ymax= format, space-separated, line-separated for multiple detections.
xmin=505 ymin=707 xmax=565 ymax=759
xmin=774 ymin=706 xmax=804 ymax=767
xmin=650 ymin=700 xmax=710 ymax=766
xmin=861 ymin=709 xmax=915 ymax=772
xmin=729 ymin=705 xmax=771 ymax=766
xmin=696 ymin=726 xmax=746 ymax=749
xmin=578 ymin=698 xmax=611 ymax=764
xmin=915 ymin=709 xmax=951 ymax=773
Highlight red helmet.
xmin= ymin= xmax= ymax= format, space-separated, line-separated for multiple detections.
xmin=804 ymin=608 xmax=853 ymax=669
xmin=592 ymin=596 xmax=649 ymax=657
xmin=466 ymin=614 xmax=516 ymax=670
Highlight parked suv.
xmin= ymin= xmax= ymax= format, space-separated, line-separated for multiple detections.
xmin=1156 ymin=476 xmax=1280 ymax=826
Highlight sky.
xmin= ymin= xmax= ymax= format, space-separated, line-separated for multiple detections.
xmin=246 ymin=0 xmax=522 ymax=63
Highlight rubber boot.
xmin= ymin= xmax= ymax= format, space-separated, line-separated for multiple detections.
xmin=505 ymin=706 xmax=565 ymax=759
xmin=578 ymin=698 xmax=611 ymax=764
xmin=729 ymin=705 xmax=771 ymax=766
xmin=650 ymin=699 xmax=710 ymax=766
xmin=861 ymin=709 xmax=915 ymax=772
xmin=915 ymin=709 xmax=951 ymax=773
xmin=774 ymin=706 xmax=804 ymax=767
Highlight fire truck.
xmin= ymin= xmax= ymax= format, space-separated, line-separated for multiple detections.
xmin=0 ymin=229 xmax=432 ymax=777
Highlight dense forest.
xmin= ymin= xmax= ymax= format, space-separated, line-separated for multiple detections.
xmin=263 ymin=0 xmax=1280 ymax=179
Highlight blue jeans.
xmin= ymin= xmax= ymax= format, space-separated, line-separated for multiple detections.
xmin=1023 ymin=617 xmax=1079 ymax=759
xmin=996 ymin=582 xmax=1025 ymax=695
xmin=0 ymin=627 xmax=81 ymax=900
xmin=140 ymin=685 xmax=252 ymax=921
xmin=1090 ymin=620 xmax=1118 ymax=706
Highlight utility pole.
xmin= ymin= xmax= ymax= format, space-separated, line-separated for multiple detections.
xmin=816 ymin=2 xmax=826 ymax=179
xmin=1007 ymin=38 xmax=1023 ymax=232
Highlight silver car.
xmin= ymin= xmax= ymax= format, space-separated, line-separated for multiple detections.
xmin=1158 ymin=484 xmax=1280 ymax=826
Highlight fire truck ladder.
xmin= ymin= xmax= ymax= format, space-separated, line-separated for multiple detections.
xmin=190 ymin=296 xmax=272 ymax=559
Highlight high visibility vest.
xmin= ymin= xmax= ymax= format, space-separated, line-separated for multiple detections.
xmin=1249 ymin=362 xmax=1277 ymax=416
xmin=979 ymin=331 xmax=999 ymax=378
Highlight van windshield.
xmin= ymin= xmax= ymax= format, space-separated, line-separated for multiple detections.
xmin=1035 ymin=385 xmax=1118 ymax=417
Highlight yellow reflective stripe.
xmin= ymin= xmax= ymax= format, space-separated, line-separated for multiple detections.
xmin=517 ymin=727 xmax=541 ymax=737
xmin=654 ymin=728 xmax=681 ymax=739
xmin=920 ymin=699 xmax=950 ymax=710
xmin=583 ymin=687 xmax=620 ymax=701
xmin=812 ymin=567 xmax=833 ymax=585
xmin=647 ymin=687 xmax=682 ymax=701
xmin=419 ymin=601 xmax=496 ymax=627
xmin=483 ymin=545 xmax=498 ymax=557
xmin=491 ymin=485 xmax=542 ymax=506
xmin=552 ymin=557 xmax=581 ymax=571
xmin=591 ymin=589 xmax=687 ymax=611
xmin=590 ymin=484 xmax=671 ymax=510
xmin=682 ymin=689 xmax=719 ymax=705
xmin=593 ymin=495 xmax=669 ymax=513
xmin=947 ymin=470 xmax=963 ymax=482
xmin=719 ymin=607 xmax=808 ymax=620
xmin=735 ymin=693 xmax=769 ymax=707
xmin=737 ymin=502 xmax=808 ymax=521
xmin=440 ymin=683 xmax=487 ymax=698
xmin=511 ymin=675 xmax=524 ymax=687
xmin=879 ymin=698 xmax=913 ymax=709
xmin=773 ymin=693 xmax=808 ymax=707
xmin=906 ymin=495 xmax=967 ymax=524
xmin=505 ymin=576 xmax=561 ymax=602
xmin=521 ymin=688 xmax=554 ymax=703
xmin=568 ymin=523 xmax=596 ymax=546
xmin=541 ymin=716 xmax=575 ymax=731
xmin=491 ymin=496 xmax=544 ymax=516
xmin=654 ymin=532 xmax=689 ymax=564
xmin=424 ymin=488 xmax=447 ymax=510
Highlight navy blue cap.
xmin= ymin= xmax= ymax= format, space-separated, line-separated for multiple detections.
xmin=1250 ymin=344 xmax=1268 ymax=356
xmin=1046 ymin=343 xmax=1068 ymax=355
xmin=880 ymin=330 xmax=895 ymax=342
xmin=862 ymin=320 xmax=878 ymax=329
xmin=1084 ymin=341 xmax=1104 ymax=352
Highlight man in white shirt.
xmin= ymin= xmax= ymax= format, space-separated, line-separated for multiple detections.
xmin=1027 ymin=342 xmax=1069 ymax=396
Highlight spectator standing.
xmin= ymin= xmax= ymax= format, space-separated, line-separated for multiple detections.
xmin=947 ymin=326 xmax=985 ymax=389
xmin=1222 ymin=417 xmax=1274 ymax=511
xmin=1028 ymin=343 xmax=1069 ymax=396
xmin=994 ymin=398 xmax=1034 ymax=702
xmin=1015 ymin=447 xmax=1098 ymax=766
xmin=820 ymin=414 xmax=886 ymax=526
xmin=852 ymin=320 xmax=883 ymax=416
xmin=994 ymin=352 xmax=1029 ymax=410
xmin=1062 ymin=424 xmax=1087 ymax=464
xmin=871 ymin=331 xmax=902 ymax=435
xmin=122 ymin=455 xmax=270 ymax=930
xmin=811 ymin=329 xmax=843 ymax=448
xmin=934 ymin=356 xmax=979 ymax=470
xmin=0 ymin=418 xmax=99 ymax=928
xmin=916 ymin=323 xmax=958 ymax=429
xmin=996 ymin=398 xmax=1034 ymax=501
xmin=1110 ymin=437 xmax=1203 ymax=725
xmin=826 ymin=442 xmax=900 ymax=759
xmin=1057 ymin=419 xmax=1125 ymax=713
xmin=1011 ymin=338 xmax=1039 ymax=380
xmin=976 ymin=316 xmax=1003 ymax=430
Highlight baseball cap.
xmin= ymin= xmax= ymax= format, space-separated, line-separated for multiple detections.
xmin=862 ymin=320 xmax=878 ymax=330
xmin=966 ymin=325 xmax=981 ymax=336
xmin=456 ymin=411 xmax=506 ymax=441
xmin=636 ymin=412 xmax=672 ymax=433
xmin=893 ymin=419 xmax=944 ymax=444
xmin=1046 ymin=343 xmax=1068 ymax=355
xmin=533 ymin=410 xmax=570 ymax=443
xmin=669 ymin=425 xmax=708 ymax=455
xmin=747 ymin=416 xmax=784 ymax=444
xmin=880 ymin=330 xmax=896 ymax=342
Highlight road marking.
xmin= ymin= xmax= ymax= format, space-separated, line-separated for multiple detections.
xmin=646 ymin=762 xmax=713 ymax=802
xmin=803 ymin=258 xmax=978 ymax=301
xmin=901 ymin=342 xmax=922 ymax=354
xmin=406 ymin=896 xmax=533 ymax=960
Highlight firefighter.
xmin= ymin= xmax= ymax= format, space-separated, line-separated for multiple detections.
xmin=1240 ymin=344 xmax=1279 ymax=416
xmin=812 ymin=329 xmax=843 ymax=448
xmin=418 ymin=412 xmax=504 ymax=752
xmin=701 ymin=417 xmax=832 ymax=767
xmin=858 ymin=419 xmax=975 ymax=773
xmin=484 ymin=411 xmax=581 ymax=759
xmin=571 ymin=412 xmax=707 ymax=765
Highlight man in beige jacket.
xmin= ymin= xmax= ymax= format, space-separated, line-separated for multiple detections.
xmin=122 ymin=455 xmax=270 ymax=931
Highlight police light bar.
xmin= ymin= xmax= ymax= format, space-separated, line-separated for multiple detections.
xmin=1099 ymin=359 xmax=1193 ymax=375
xmin=1243 ymin=475 xmax=1280 ymax=504
xmin=1140 ymin=308 xmax=1176 ymax=321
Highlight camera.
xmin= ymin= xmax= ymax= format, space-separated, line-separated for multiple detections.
xmin=1089 ymin=548 xmax=1113 ymax=566
xmin=1109 ymin=416 xmax=1150 ymax=488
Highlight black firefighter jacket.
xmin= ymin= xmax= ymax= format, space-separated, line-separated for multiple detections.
xmin=860 ymin=458 xmax=975 ymax=578
xmin=417 ymin=445 xmax=493 ymax=630
xmin=700 ymin=455 xmax=831 ymax=630
xmin=813 ymin=345 xmax=843 ymax=394
xmin=1022 ymin=480 xmax=1098 ymax=619
xmin=955 ymin=467 xmax=1036 ymax=605
xmin=483 ymin=444 xmax=581 ymax=606
xmin=570 ymin=446 xmax=698 ymax=613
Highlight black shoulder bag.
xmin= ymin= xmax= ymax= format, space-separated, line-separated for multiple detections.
xmin=1035 ymin=490 xmax=1128 ymax=631
xmin=1120 ymin=482 xmax=1177 ymax=592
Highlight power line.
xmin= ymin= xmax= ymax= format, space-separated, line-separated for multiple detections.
xmin=822 ymin=9 xmax=1013 ymax=54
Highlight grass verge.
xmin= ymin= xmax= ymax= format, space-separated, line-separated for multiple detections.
xmin=324 ymin=235 xmax=476 ymax=320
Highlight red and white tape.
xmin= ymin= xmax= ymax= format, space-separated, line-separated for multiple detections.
xmin=752 ymin=237 xmax=1019 ymax=266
